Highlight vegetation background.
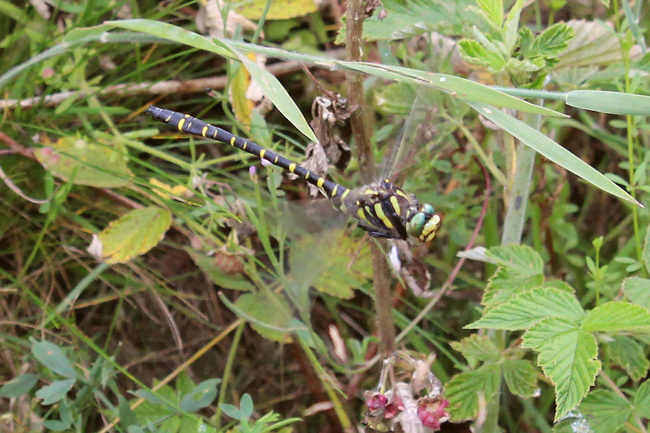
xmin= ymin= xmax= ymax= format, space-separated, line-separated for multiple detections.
xmin=1 ymin=0 xmax=650 ymax=432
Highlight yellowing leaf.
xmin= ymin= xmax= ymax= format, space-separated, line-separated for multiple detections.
xmin=236 ymin=0 xmax=317 ymax=20
xmin=98 ymin=206 xmax=172 ymax=264
xmin=35 ymin=135 xmax=131 ymax=187
xmin=150 ymin=178 xmax=193 ymax=203
xmin=230 ymin=58 xmax=255 ymax=128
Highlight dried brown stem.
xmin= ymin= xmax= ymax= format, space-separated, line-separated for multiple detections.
xmin=345 ymin=0 xmax=394 ymax=355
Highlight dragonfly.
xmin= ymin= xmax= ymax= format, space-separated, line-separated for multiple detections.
xmin=145 ymin=105 xmax=441 ymax=243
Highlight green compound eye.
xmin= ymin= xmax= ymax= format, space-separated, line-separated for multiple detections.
xmin=407 ymin=203 xmax=441 ymax=242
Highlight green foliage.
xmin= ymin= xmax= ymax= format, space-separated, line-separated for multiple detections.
xmin=220 ymin=394 xmax=301 ymax=433
xmin=463 ymin=245 xmax=650 ymax=423
xmin=460 ymin=0 xmax=574 ymax=86
xmin=2 ymin=1 xmax=650 ymax=433
xmin=337 ymin=0 xmax=475 ymax=42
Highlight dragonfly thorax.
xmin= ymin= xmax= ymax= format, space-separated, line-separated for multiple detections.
xmin=335 ymin=180 xmax=440 ymax=242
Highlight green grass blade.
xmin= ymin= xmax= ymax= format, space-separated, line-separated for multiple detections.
xmin=107 ymin=20 xmax=317 ymax=143
xmin=342 ymin=62 xmax=566 ymax=118
xmin=566 ymin=90 xmax=650 ymax=115
xmin=467 ymin=101 xmax=640 ymax=206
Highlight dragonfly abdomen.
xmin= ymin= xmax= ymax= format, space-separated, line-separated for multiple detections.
xmin=146 ymin=106 xmax=349 ymax=202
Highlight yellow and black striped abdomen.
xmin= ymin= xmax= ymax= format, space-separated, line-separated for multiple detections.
xmin=146 ymin=106 xmax=348 ymax=203
xmin=145 ymin=106 xmax=440 ymax=242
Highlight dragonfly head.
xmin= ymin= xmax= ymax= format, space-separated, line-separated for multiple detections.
xmin=406 ymin=203 xmax=441 ymax=242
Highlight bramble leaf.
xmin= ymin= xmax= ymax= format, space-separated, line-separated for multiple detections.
xmin=580 ymin=390 xmax=631 ymax=433
xmin=468 ymin=287 xmax=584 ymax=330
xmin=482 ymin=245 xmax=544 ymax=307
xmin=634 ymin=380 xmax=650 ymax=419
xmin=622 ymin=277 xmax=650 ymax=310
xmin=502 ymin=359 xmax=538 ymax=398
xmin=606 ymin=336 xmax=649 ymax=381
xmin=529 ymin=22 xmax=574 ymax=59
xmin=522 ymin=318 xmax=600 ymax=421
xmin=581 ymin=302 xmax=650 ymax=333
xmin=450 ymin=334 xmax=501 ymax=364
xmin=446 ymin=363 xmax=501 ymax=422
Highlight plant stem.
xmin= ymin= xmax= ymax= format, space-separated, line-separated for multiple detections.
xmin=501 ymin=110 xmax=542 ymax=245
xmin=345 ymin=0 xmax=395 ymax=354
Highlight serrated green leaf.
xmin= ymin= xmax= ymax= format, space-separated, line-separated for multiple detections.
xmin=31 ymin=340 xmax=77 ymax=379
xmin=475 ymin=0 xmax=503 ymax=30
xmin=36 ymin=379 xmax=75 ymax=405
xmin=450 ymin=334 xmax=501 ymax=364
xmin=544 ymin=280 xmax=576 ymax=292
xmin=518 ymin=26 xmax=534 ymax=56
xmin=132 ymin=384 xmax=183 ymax=432
xmin=505 ymin=56 xmax=544 ymax=74
xmin=633 ymin=380 xmax=650 ymax=419
xmin=459 ymin=39 xmax=506 ymax=70
xmin=98 ymin=206 xmax=172 ymax=264
xmin=485 ymin=245 xmax=544 ymax=272
xmin=468 ymin=287 xmax=584 ymax=330
xmin=579 ymin=390 xmax=631 ymax=433
xmin=567 ymin=90 xmax=650 ymax=115
xmin=502 ymin=359 xmax=538 ymax=398
xmin=472 ymin=26 xmax=507 ymax=59
xmin=503 ymin=0 xmax=524 ymax=53
xmin=0 ymin=374 xmax=39 ymax=398
xmin=529 ymin=22 xmax=574 ymax=58
xmin=606 ymin=336 xmax=649 ymax=381
xmin=467 ymin=101 xmax=639 ymax=206
xmin=446 ymin=364 xmax=501 ymax=422
xmin=522 ymin=318 xmax=600 ymax=421
xmin=34 ymin=135 xmax=131 ymax=188
xmin=180 ymin=379 xmax=220 ymax=412
xmin=482 ymin=245 xmax=545 ymax=307
xmin=581 ymin=302 xmax=650 ymax=333
xmin=556 ymin=20 xmax=627 ymax=69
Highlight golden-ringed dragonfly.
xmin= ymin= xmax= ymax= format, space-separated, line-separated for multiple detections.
xmin=145 ymin=106 xmax=441 ymax=242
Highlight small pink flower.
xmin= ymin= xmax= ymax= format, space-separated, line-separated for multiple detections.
xmin=384 ymin=396 xmax=403 ymax=419
xmin=365 ymin=393 xmax=388 ymax=411
xmin=417 ymin=398 xmax=449 ymax=430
